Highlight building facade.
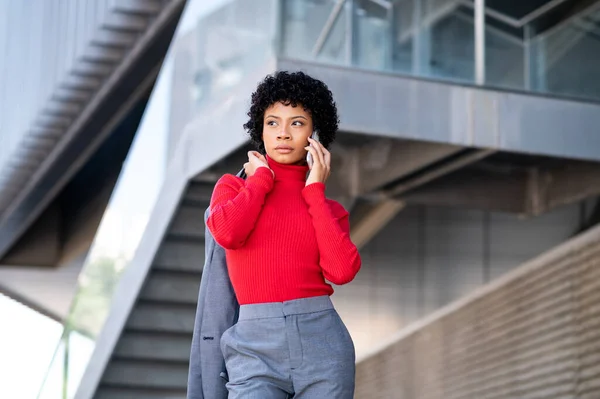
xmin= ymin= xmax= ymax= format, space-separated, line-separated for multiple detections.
xmin=2 ymin=0 xmax=600 ymax=398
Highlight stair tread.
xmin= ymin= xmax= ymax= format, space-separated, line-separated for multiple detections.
xmin=96 ymin=385 xmax=185 ymax=399
xmin=114 ymin=330 xmax=192 ymax=363
xmin=127 ymin=302 xmax=197 ymax=333
xmin=102 ymin=359 xmax=189 ymax=389
xmin=139 ymin=270 xmax=201 ymax=304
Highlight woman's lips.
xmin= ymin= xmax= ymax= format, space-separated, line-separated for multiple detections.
xmin=275 ymin=146 xmax=293 ymax=154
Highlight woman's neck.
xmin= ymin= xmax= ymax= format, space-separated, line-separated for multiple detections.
xmin=266 ymin=154 xmax=308 ymax=182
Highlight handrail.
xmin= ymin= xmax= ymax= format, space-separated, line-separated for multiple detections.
xmin=368 ymin=0 xmax=393 ymax=10
xmin=458 ymin=0 xmax=576 ymax=28
xmin=535 ymin=0 xmax=600 ymax=40
xmin=458 ymin=0 xmax=521 ymax=28
xmin=520 ymin=0 xmax=573 ymax=25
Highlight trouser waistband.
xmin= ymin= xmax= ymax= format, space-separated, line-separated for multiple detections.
xmin=238 ymin=295 xmax=334 ymax=320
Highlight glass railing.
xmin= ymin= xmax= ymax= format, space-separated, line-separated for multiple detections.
xmin=35 ymin=0 xmax=279 ymax=397
xmin=280 ymin=0 xmax=479 ymax=83
xmin=280 ymin=0 xmax=600 ymax=103
xmin=528 ymin=3 xmax=600 ymax=101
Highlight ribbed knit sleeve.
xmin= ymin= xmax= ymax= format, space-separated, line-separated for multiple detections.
xmin=207 ymin=167 xmax=274 ymax=249
xmin=302 ymin=182 xmax=362 ymax=285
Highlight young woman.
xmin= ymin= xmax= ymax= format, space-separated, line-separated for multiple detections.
xmin=207 ymin=71 xmax=361 ymax=398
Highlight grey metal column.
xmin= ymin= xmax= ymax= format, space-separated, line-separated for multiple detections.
xmin=345 ymin=0 xmax=354 ymax=65
xmin=524 ymin=24 xmax=546 ymax=92
xmin=412 ymin=0 xmax=431 ymax=76
xmin=475 ymin=0 xmax=485 ymax=85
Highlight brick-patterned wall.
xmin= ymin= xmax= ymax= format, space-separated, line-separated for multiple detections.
xmin=355 ymin=225 xmax=600 ymax=399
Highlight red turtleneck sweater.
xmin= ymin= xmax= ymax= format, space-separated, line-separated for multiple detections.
xmin=206 ymin=156 xmax=361 ymax=305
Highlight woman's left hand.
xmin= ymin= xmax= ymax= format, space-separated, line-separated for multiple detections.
xmin=305 ymin=137 xmax=331 ymax=186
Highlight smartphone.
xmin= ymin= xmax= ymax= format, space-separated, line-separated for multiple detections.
xmin=306 ymin=130 xmax=320 ymax=168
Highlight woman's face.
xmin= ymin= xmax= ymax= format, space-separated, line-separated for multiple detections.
xmin=262 ymin=101 xmax=313 ymax=165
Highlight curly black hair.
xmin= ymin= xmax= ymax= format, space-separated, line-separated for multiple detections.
xmin=243 ymin=71 xmax=339 ymax=153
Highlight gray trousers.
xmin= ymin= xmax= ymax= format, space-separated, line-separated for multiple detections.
xmin=220 ymin=295 xmax=355 ymax=398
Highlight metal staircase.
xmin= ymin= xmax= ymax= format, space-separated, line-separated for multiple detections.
xmin=94 ymin=181 xmax=213 ymax=399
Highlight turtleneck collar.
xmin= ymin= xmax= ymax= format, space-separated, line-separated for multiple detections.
xmin=266 ymin=154 xmax=308 ymax=182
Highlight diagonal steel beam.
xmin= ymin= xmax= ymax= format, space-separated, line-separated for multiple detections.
xmin=384 ymin=149 xmax=496 ymax=199
xmin=350 ymin=149 xmax=495 ymax=249
xmin=312 ymin=0 xmax=347 ymax=57
xmin=350 ymin=199 xmax=405 ymax=250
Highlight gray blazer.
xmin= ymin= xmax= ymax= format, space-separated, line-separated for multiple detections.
xmin=186 ymin=207 xmax=239 ymax=399
xmin=187 ymin=170 xmax=245 ymax=399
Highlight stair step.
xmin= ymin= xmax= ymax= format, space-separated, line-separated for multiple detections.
xmin=96 ymin=386 xmax=185 ymax=399
xmin=61 ymin=73 xmax=102 ymax=90
xmin=102 ymin=11 xmax=148 ymax=32
xmin=71 ymin=59 xmax=113 ymax=78
xmin=139 ymin=270 xmax=201 ymax=304
xmin=91 ymin=29 xmax=137 ymax=48
xmin=101 ymin=359 xmax=188 ymax=389
xmin=169 ymin=205 xmax=205 ymax=239
xmin=153 ymin=237 xmax=205 ymax=273
xmin=112 ymin=0 xmax=162 ymax=15
xmin=127 ymin=302 xmax=196 ymax=334
xmin=115 ymin=331 xmax=192 ymax=363
xmin=185 ymin=182 xmax=215 ymax=204
xmin=82 ymin=44 xmax=124 ymax=63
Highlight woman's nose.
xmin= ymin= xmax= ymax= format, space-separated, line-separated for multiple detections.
xmin=277 ymin=129 xmax=291 ymax=139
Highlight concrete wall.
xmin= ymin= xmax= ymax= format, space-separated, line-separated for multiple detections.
xmin=352 ymin=213 xmax=600 ymax=398
xmin=332 ymin=199 xmax=595 ymax=358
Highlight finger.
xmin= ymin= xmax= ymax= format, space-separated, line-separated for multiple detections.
xmin=311 ymin=139 xmax=326 ymax=166
xmin=250 ymin=151 xmax=267 ymax=165
xmin=257 ymin=153 xmax=268 ymax=164
xmin=307 ymin=139 xmax=321 ymax=164
xmin=309 ymin=137 xmax=326 ymax=152
xmin=305 ymin=146 xmax=319 ymax=168
xmin=310 ymin=137 xmax=325 ymax=150
xmin=323 ymin=148 xmax=331 ymax=169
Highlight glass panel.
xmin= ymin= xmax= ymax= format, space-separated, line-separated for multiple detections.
xmin=390 ymin=0 xmax=476 ymax=82
xmin=531 ymin=4 xmax=600 ymax=101
xmin=278 ymin=0 xmax=600 ymax=103
xmin=281 ymin=0 xmax=337 ymax=59
xmin=65 ymin=331 xmax=95 ymax=398
xmin=37 ymin=0 xmax=279 ymax=397
xmin=484 ymin=16 xmax=525 ymax=90
xmin=280 ymin=0 xmax=475 ymax=83
xmin=37 ymin=339 xmax=67 ymax=399
xmin=390 ymin=0 xmax=414 ymax=74
xmin=172 ymin=0 xmax=277 ymax=160
xmin=425 ymin=0 xmax=475 ymax=82
xmin=317 ymin=1 xmax=351 ymax=64
xmin=354 ymin=0 xmax=393 ymax=70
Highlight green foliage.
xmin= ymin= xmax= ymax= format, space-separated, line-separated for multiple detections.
xmin=67 ymin=256 xmax=125 ymax=338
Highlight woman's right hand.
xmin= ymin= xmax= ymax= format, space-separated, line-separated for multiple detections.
xmin=244 ymin=151 xmax=273 ymax=177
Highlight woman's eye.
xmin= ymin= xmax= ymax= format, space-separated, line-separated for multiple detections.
xmin=267 ymin=120 xmax=277 ymax=126
xmin=292 ymin=121 xmax=303 ymax=126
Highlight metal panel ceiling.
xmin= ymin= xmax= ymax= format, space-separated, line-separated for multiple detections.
xmin=0 ymin=0 xmax=169 ymax=216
